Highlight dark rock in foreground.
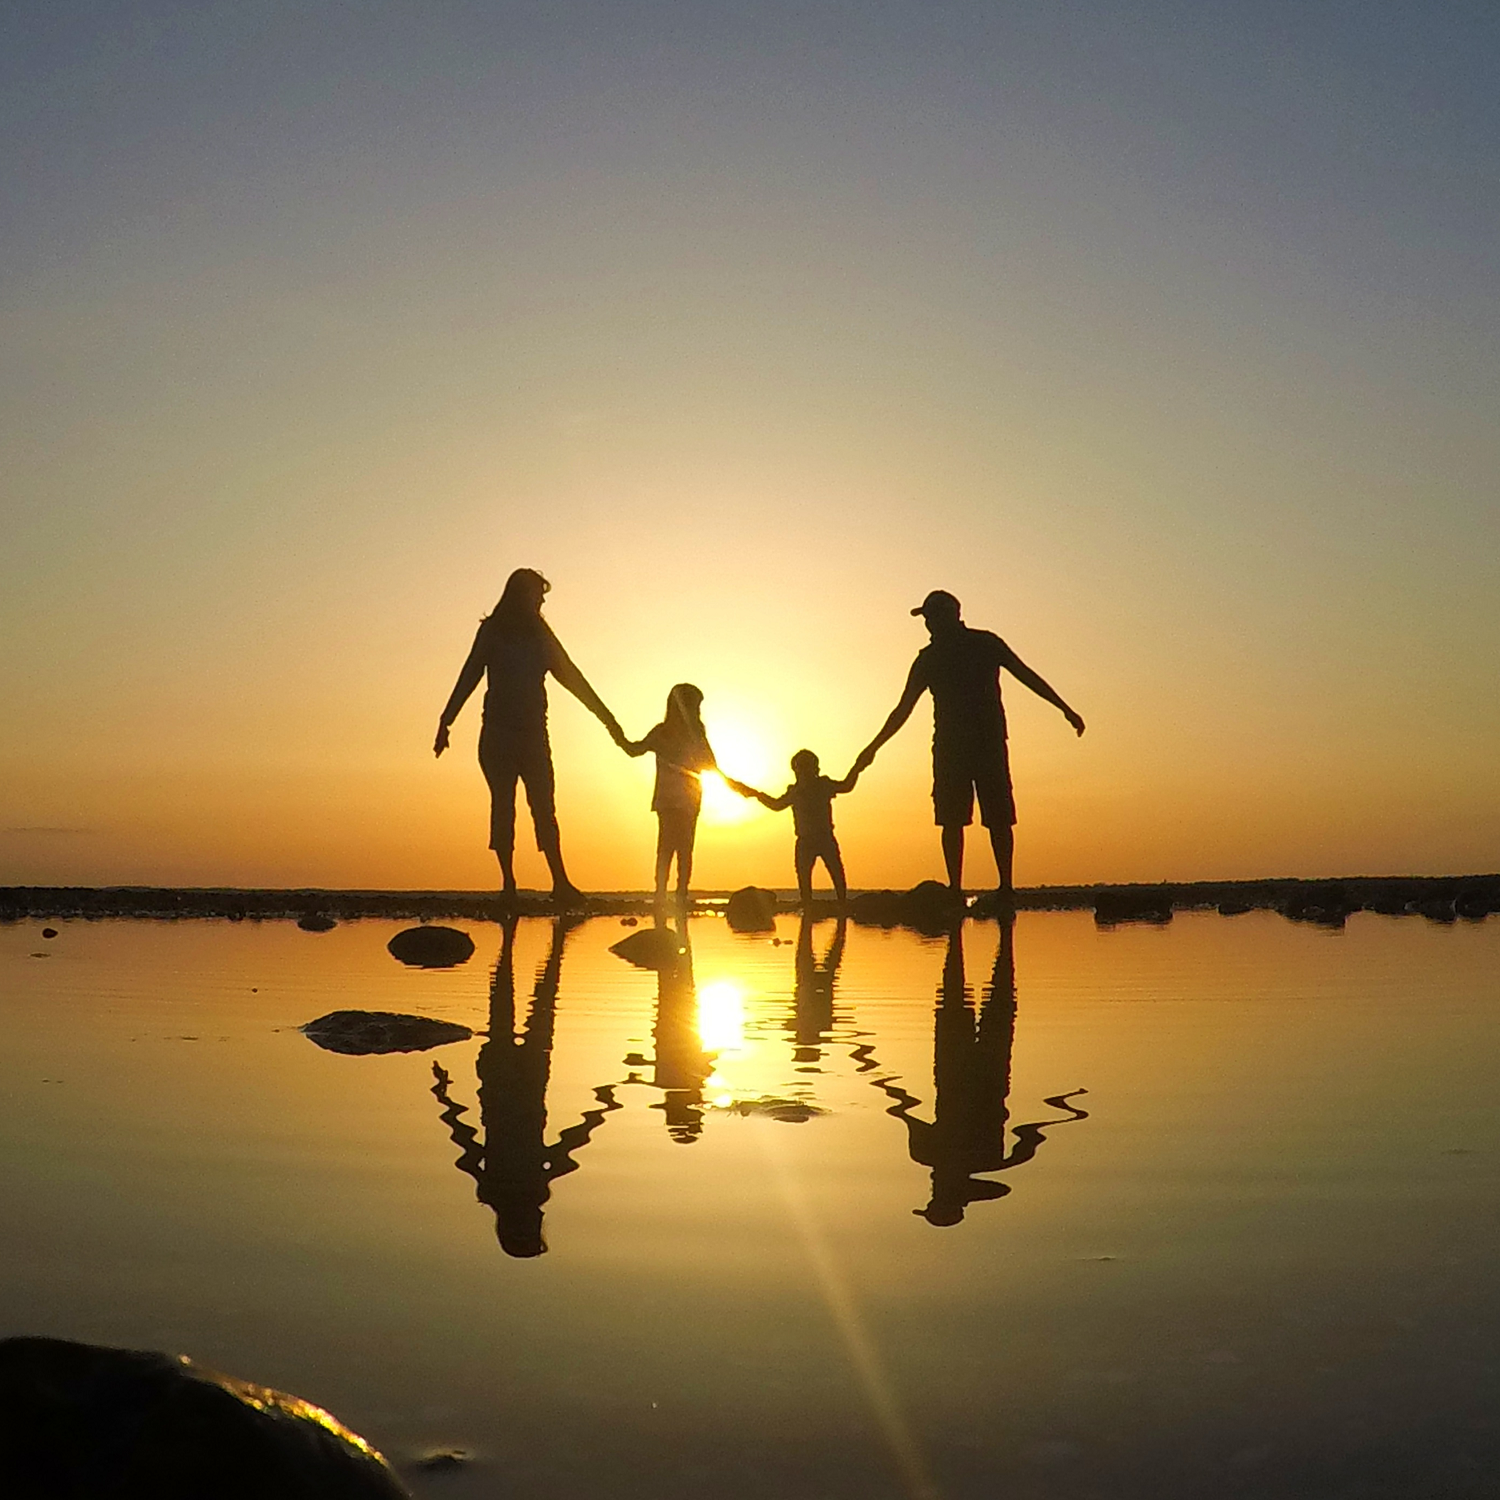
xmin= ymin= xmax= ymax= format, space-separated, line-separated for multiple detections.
xmin=386 ymin=925 xmax=474 ymax=968
xmin=610 ymin=927 xmax=685 ymax=970
xmin=296 ymin=913 xmax=337 ymax=932
xmin=0 ymin=1336 xmax=408 ymax=1498
xmin=725 ymin=886 xmax=778 ymax=933
xmin=302 ymin=1010 xmax=473 ymax=1055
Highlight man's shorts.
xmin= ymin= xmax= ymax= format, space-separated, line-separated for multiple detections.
xmin=931 ymin=742 xmax=1016 ymax=829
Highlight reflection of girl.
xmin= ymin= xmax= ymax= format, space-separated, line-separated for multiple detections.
xmin=624 ymin=684 xmax=717 ymax=905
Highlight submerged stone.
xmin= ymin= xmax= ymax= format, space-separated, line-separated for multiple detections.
xmin=301 ymin=1010 xmax=473 ymax=1056
xmin=386 ymin=926 xmax=474 ymax=968
xmin=723 ymin=1096 xmax=828 ymax=1123
xmin=610 ymin=927 xmax=684 ymax=970
xmin=0 ymin=1336 xmax=409 ymax=1498
xmin=297 ymin=913 xmax=337 ymax=933
xmin=725 ymin=886 xmax=778 ymax=933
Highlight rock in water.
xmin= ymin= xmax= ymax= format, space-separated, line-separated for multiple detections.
xmin=0 ymin=1336 xmax=409 ymax=1498
xmin=725 ymin=886 xmax=778 ymax=932
xmin=302 ymin=1011 xmax=473 ymax=1055
xmin=1455 ymin=888 xmax=1493 ymax=920
xmin=386 ymin=926 xmax=474 ymax=968
xmin=296 ymin=913 xmax=337 ymax=933
xmin=610 ymin=927 xmax=684 ymax=970
xmin=1093 ymin=888 xmax=1175 ymax=927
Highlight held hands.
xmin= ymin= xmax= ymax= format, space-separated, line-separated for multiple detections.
xmin=433 ymin=722 xmax=451 ymax=758
xmin=724 ymin=776 xmax=757 ymax=799
xmin=850 ymin=745 xmax=878 ymax=776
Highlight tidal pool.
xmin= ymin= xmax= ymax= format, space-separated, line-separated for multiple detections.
xmin=1 ymin=909 xmax=1497 ymax=1498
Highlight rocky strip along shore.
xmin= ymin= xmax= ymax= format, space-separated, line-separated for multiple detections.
xmin=2 ymin=875 xmax=1495 ymax=932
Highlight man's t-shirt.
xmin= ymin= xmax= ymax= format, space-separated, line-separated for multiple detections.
xmin=912 ymin=627 xmax=1013 ymax=752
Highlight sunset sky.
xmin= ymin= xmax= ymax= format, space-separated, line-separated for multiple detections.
xmin=3 ymin=1 xmax=1497 ymax=892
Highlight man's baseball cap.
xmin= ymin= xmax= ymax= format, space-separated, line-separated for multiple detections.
xmin=911 ymin=589 xmax=960 ymax=617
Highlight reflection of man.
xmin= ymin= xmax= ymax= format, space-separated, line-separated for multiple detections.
xmin=880 ymin=925 xmax=1087 ymax=1225
xmin=433 ymin=917 xmax=618 ymax=1257
xmin=853 ymin=590 xmax=1084 ymax=901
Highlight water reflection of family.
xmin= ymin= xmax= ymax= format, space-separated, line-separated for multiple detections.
xmin=432 ymin=914 xmax=1085 ymax=1257
xmin=436 ymin=568 xmax=1085 ymax=909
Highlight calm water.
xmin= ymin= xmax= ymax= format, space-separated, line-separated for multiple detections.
xmin=2 ymin=909 xmax=1498 ymax=1499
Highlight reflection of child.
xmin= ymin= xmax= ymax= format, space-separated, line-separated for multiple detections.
xmin=624 ymin=684 xmax=718 ymax=905
xmin=727 ymin=750 xmax=858 ymax=906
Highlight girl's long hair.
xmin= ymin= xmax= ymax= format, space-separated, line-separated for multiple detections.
xmin=663 ymin=683 xmax=706 ymax=737
xmin=483 ymin=568 xmax=549 ymax=640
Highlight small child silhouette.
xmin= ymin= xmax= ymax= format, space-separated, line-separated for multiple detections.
xmin=623 ymin=684 xmax=718 ymax=906
xmin=727 ymin=750 xmax=859 ymax=907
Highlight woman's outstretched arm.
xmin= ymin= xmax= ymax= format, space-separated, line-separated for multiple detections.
xmin=544 ymin=626 xmax=626 ymax=744
xmin=434 ymin=625 xmax=487 ymax=756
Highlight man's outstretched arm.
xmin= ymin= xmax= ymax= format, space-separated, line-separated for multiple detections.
xmin=546 ymin=627 xmax=626 ymax=744
xmin=1002 ymin=648 xmax=1085 ymax=735
xmin=852 ymin=659 xmax=928 ymax=772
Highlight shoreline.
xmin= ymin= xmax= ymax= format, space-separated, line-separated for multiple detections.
xmin=3 ymin=874 xmax=1495 ymax=927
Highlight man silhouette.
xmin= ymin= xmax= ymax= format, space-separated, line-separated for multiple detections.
xmin=853 ymin=590 xmax=1084 ymax=901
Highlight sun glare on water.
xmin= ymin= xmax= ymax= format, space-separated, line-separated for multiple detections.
xmin=697 ymin=979 xmax=748 ymax=1053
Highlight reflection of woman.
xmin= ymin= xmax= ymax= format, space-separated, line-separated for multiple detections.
xmin=432 ymin=917 xmax=619 ymax=1258
xmin=434 ymin=569 xmax=624 ymax=904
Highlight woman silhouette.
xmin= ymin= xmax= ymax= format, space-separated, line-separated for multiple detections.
xmin=435 ymin=568 xmax=624 ymax=904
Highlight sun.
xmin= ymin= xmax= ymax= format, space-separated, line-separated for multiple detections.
xmin=699 ymin=715 xmax=778 ymax=825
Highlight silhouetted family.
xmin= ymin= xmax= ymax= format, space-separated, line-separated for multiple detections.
xmin=436 ymin=568 xmax=1085 ymax=908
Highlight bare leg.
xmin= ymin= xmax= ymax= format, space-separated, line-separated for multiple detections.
xmin=795 ymin=845 xmax=815 ymax=909
xmin=676 ymin=815 xmax=697 ymax=903
xmin=654 ymin=817 xmax=674 ymax=906
xmin=941 ymin=825 xmax=965 ymax=891
xmin=825 ymin=843 xmax=848 ymax=904
xmin=495 ymin=848 xmax=518 ymax=900
xmin=538 ymin=831 xmax=581 ymax=903
xmin=988 ymin=824 xmax=1015 ymax=897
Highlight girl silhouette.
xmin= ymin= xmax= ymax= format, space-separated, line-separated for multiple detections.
xmin=624 ymin=684 xmax=717 ymax=906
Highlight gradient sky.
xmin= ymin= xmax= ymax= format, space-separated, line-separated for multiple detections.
xmin=3 ymin=0 xmax=1497 ymax=891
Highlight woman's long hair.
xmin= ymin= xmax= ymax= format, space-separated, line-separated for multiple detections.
xmin=484 ymin=568 xmax=549 ymax=639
